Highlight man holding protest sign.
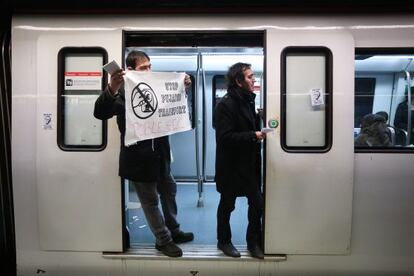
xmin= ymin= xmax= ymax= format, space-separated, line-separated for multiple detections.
xmin=94 ymin=51 xmax=193 ymax=257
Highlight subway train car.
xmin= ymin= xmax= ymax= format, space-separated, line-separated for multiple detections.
xmin=7 ymin=13 xmax=414 ymax=275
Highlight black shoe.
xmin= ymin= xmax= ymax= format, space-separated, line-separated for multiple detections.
xmin=248 ymin=244 xmax=264 ymax=259
xmin=172 ymin=231 xmax=194 ymax=244
xmin=155 ymin=241 xmax=183 ymax=257
xmin=217 ymin=242 xmax=241 ymax=258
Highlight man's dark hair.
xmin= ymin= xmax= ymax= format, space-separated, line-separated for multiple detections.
xmin=226 ymin=62 xmax=251 ymax=90
xmin=375 ymin=111 xmax=389 ymax=122
xmin=126 ymin=50 xmax=150 ymax=68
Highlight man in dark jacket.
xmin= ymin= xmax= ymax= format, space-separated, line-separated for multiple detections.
xmin=394 ymin=87 xmax=414 ymax=145
xmin=94 ymin=50 xmax=193 ymax=257
xmin=214 ymin=62 xmax=266 ymax=259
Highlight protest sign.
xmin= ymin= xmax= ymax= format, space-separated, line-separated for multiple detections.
xmin=124 ymin=71 xmax=191 ymax=145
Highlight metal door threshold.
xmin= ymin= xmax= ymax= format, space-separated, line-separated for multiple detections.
xmin=103 ymin=244 xmax=286 ymax=262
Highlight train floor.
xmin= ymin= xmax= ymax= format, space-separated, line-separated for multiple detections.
xmin=127 ymin=183 xmax=248 ymax=247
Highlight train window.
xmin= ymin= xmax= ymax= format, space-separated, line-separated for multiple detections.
xmin=212 ymin=75 xmax=226 ymax=109
xmin=187 ymin=75 xmax=196 ymax=129
xmin=355 ymin=49 xmax=414 ymax=151
xmin=355 ymin=78 xmax=376 ymax=128
xmin=57 ymin=47 xmax=108 ymax=151
xmin=281 ymin=47 xmax=333 ymax=152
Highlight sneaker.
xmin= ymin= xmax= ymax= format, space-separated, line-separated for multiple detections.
xmin=248 ymin=243 xmax=264 ymax=259
xmin=217 ymin=242 xmax=241 ymax=258
xmin=155 ymin=241 xmax=183 ymax=257
xmin=172 ymin=231 xmax=194 ymax=244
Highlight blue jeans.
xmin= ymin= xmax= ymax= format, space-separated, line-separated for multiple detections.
xmin=131 ymin=174 xmax=180 ymax=246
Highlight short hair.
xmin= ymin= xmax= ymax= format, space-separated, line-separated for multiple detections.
xmin=361 ymin=113 xmax=386 ymax=129
xmin=375 ymin=111 xmax=389 ymax=122
xmin=126 ymin=50 xmax=150 ymax=68
xmin=226 ymin=62 xmax=251 ymax=90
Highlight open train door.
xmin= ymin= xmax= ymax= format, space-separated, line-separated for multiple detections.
xmin=264 ymin=29 xmax=355 ymax=254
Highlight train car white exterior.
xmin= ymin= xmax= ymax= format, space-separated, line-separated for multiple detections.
xmin=11 ymin=14 xmax=414 ymax=275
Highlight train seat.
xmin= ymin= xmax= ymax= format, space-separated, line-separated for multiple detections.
xmin=394 ymin=128 xmax=408 ymax=146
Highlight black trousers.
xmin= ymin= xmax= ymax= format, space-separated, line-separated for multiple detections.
xmin=217 ymin=191 xmax=263 ymax=247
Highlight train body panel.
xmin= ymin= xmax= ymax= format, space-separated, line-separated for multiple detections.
xmin=11 ymin=14 xmax=414 ymax=275
xmin=13 ymin=22 xmax=123 ymax=252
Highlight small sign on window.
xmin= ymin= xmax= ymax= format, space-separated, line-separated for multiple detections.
xmin=310 ymin=88 xmax=324 ymax=106
xmin=64 ymin=72 xmax=102 ymax=90
xmin=43 ymin=113 xmax=52 ymax=130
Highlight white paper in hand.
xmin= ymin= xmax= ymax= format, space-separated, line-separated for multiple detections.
xmin=103 ymin=60 xmax=121 ymax=75
xmin=261 ymin=128 xmax=274 ymax=133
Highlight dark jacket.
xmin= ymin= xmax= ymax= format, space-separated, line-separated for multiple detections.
xmin=394 ymin=100 xmax=414 ymax=144
xmin=214 ymin=87 xmax=261 ymax=196
xmin=94 ymin=86 xmax=171 ymax=182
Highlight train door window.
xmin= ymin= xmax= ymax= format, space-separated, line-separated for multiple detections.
xmin=187 ymin=75 xmax=196 ymax=129
xmin=213 ymin=75 xmax=226 ymax=110
xmin=253 ymin=76 xmax=262 ymax=110
xmin=57 ymin=47 xmax=108 ymax=151
xmin=355 ymin=49 xmax=414 ymax=151
xmin=281 ymin=47 xmax=333 ymax=152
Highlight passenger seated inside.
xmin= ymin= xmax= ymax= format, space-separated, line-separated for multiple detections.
xmin=375 ymin=111 xmax=394 ymax=144
xmin=355 ymin=113 xmax=392 ymax=147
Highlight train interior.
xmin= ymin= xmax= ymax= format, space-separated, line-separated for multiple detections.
xmin=354 ymin=51 xmax=414 ymax=148
xmin=123 ymin=45 xmax=264 ymax=248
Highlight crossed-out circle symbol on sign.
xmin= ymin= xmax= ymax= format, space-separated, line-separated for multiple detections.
xmin=131 ymin=82 xmax=158 ymax=119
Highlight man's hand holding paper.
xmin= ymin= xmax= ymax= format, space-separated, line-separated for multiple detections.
xmin=103 ymin=60 xmax=124 ymax=94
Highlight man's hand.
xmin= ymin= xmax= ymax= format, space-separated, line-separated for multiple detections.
xmin=184 ymin=74 xmax=192 ymax=91
xmin=108 ymin=69 xmax=125 ymax=95
xmin=255 ymin=131 xmax=266 ymax=141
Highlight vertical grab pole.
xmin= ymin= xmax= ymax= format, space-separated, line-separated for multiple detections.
xmin=201 ymin=54 xmax=207 ymax=184
xmin=405 ymin=70 xmax=412 ymax=145
xmin=195 ymin=52 xmax=204 ymax=207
